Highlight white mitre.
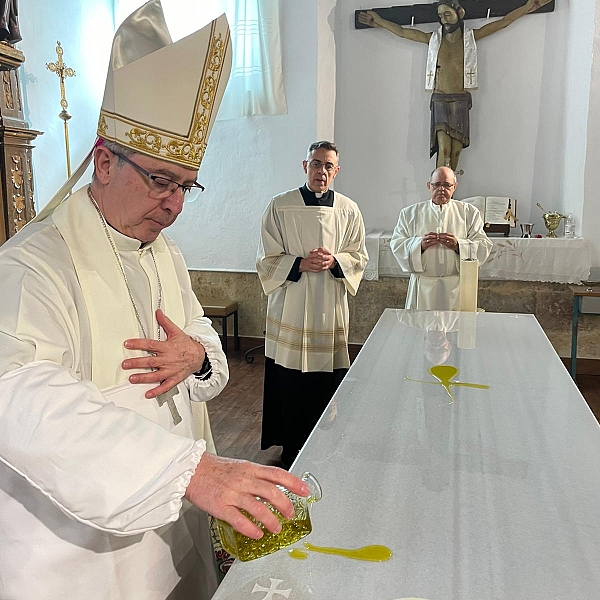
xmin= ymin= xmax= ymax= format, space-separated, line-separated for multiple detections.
xmin=35 ymin=0 xmax=232 ymax=222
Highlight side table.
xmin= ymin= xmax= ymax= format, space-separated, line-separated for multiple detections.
xmin=202 ymin=301 xmax=240 ymax=356
xmin=569 ymin=284 xmax=600 ymax=379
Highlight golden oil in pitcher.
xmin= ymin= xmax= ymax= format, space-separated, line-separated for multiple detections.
xmin=216 ymin=472 xmax=321 ymax=562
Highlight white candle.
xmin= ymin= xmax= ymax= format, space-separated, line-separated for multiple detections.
xmin=459 ymin=258 xmax=479 ymax=312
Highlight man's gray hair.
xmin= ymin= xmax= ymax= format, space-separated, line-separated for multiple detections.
xmin=101 ymin=140 xmax=136 ymax=163
xmin=307 ymin=140 xmax=339 ymax=159
xmin=429 ymin=167 xmax=457 ymax=183
xmin=92 ymin=140 xmax=137 ymax=180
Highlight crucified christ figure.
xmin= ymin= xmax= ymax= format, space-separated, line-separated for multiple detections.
xmin=358 ymin=0 xmax=552 ymax=171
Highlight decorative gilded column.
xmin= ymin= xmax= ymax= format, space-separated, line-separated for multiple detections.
xmin=0 ymin=43 xmax=43 ymax=244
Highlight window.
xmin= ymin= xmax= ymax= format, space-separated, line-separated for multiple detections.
xmin=114 ymin=0 xmax=286 ymax=119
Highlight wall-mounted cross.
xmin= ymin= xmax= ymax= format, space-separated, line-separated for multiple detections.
xmin=46 ymin=41 xmax=76 ymax=178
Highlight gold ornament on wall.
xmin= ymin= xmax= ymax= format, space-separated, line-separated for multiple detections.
xmin=11 ymin=154 xmax=25 ymax=233
xmin=46 ymin=41 xmax=76 ymax=178
xmin=3 ymin=71 xmax=13 ymax=110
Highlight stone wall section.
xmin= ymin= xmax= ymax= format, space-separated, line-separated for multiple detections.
xmin=189 ymin=271 xmax=599 ymax=359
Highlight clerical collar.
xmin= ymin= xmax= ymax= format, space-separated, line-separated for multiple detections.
xmin=306 ymin=182 xmax=328 ymax=198
xmin=300 ymin=183 xmax=334 ymax=206
xmin=431 ymin=199 xmax=452 ymax=208
xmin=106 ymin=221 xmax=155 ymax=252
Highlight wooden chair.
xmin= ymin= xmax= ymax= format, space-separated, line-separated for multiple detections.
xmin=202 ymin=301 xmax=240 ymax=356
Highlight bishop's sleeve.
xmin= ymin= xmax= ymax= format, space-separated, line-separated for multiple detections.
xmin=0 ymin=361 xmax=205 ymax=536
xmin=390 ymin=207 xmax=425 ymax=274
xmin=333 ymin=206 xmax=368 ymax=296
xmin=256 ymin=199 xmax=298 ymax=295
xmin=165 ymin=236 xmax=229 ymax=401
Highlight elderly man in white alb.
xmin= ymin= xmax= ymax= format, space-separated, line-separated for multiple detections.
xmin=390 ymin=166 xmax=492 ymax=310
xmin=0 ymin=4 xmax=308 ymax=600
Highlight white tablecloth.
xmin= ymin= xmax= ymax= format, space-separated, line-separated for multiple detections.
xmin=363 ymin=230 xmax=383 ymax=281
xmin=365 ymin=232 xmax=591 ymax=284
xmin=213 ymin=310 xmax=600 ymax=599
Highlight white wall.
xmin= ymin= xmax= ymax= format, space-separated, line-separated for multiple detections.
xmin=18 ymin=0 xmax=115 ymax=201
xmin=582 ymin=0 xmax=600 ymax=278
xmin=17 ymin=0 xmax=600 ymax=275
xmin=334 ymin=0 xmax=570 ymax=235
xmin=168 ymin=0 xmax=331 ymax=270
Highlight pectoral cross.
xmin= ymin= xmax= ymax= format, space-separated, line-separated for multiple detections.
xmin=466 ymin=68 xmax=476 ymax=86
xmin=157 ymin=387 xmax=182 ymax=425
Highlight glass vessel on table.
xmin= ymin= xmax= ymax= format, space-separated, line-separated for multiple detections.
xmin=216 ymin=472 xmax=322 ymax=562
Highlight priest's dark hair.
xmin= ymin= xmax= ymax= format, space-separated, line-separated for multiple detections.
xmin=307 ymin=140 xmax=339 ymax=157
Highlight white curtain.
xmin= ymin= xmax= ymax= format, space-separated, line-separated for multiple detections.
xmin=114 ymin=0 xmax=287 ymax=119
xmin=218 ymin=0 xmax=287 ymax=119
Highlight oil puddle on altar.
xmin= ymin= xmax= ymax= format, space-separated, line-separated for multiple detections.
xmin=405 ymin=365 xmax=489 ymax=403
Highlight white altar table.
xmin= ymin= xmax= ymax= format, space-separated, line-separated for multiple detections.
xmin=213 ymin=310 xmax=600 ymax=600
xmin=364 ymin=231 xmax=591 ymax=284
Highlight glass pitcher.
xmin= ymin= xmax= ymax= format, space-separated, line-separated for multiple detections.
xmin=216 ymin=471 xmax=322 ymax=562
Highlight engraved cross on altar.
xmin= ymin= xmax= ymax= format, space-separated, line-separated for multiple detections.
xmin=157 ymin=387 xmax=182 ymax=425
xmin=251 ymin=579 xmax=292 ymax=599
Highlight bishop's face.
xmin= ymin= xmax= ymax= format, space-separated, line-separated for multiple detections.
xmin=104 ymin=151 xmax=198 ymax=242
xmin=302 ymin=148 xmax=340 ymax=193
xmin=437 ymin=5 xmax=462 ymax=33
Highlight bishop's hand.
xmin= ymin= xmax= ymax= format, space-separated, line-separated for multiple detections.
xmin=121 ymin=309 xmax=206 ymax=399
xmin=185 ymin=453 xmax=310 ymax=539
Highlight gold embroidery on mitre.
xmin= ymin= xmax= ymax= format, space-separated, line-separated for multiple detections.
xmin=111 ymin=23 xmax=229 ymax=169
xmin=97 ymin=115 xmax=108 ymax=136
xmin=126 ymin=130 xmax=162 ymax=153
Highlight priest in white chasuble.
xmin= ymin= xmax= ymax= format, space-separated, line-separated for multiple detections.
xmin=0 ymin=3 xmax=309 ymax=600
xmin=390 ymin=166 xmax=492 ymax=310
xmin=257 ymin=141 xmax=368 ymax=468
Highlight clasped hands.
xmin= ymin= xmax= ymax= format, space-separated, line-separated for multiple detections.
xmin=122 ymin=308 xmax=205 ymax=399
xmin=421 ymin=231 xmax=459 ymax=252
xmin=299 ymin=247 xmax=335 ymax=273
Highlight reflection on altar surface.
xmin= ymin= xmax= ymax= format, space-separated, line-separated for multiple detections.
xmin=213 ymin=309 xmax=600 ymax=600
xmin=364 ymin=232 xmax=591 ymax=284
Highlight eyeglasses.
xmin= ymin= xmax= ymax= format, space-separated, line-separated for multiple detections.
xmin=308 ymin=160 xmax=338 ymax=173
xmin=112 ymin=151 xmax=205 ymax=200
xmin=429 ymin=182 xmax=455 ymax=189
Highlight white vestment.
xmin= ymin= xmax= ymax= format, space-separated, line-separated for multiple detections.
xmin=390 ymin=199 xmax=492 ymax=310
xmin=0 ymin=187 xmax=228 ymax=600
xmin=257 ymin=189 xmax=367 ymax=372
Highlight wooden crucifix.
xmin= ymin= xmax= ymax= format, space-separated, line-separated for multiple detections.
xmin=357 ymin=0 xmax=555 ymax=171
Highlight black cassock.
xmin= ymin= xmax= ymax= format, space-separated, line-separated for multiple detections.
xmin=260 ymin=184 xmax=346 ymax=467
